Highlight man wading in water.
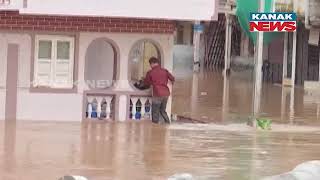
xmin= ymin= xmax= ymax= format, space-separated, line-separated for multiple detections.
xmin=143 ymin=57 xmax=175 ymax=124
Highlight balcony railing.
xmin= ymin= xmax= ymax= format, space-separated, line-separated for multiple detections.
xmin=85 ymin=92 xmax=115 ymax=120
xmin=83 ymin=89 xmax=152 ymax=121
xmin=129 ymin=95 xmax=152 ymax=120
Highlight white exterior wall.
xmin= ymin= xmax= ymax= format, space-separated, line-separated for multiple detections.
xmin=20 ymin=0 xmax=218 ymax=21
xmin=0 ymin=32 xmax=174 ymax=121
xmin=78 ymin=32 xmax=174 ymax=92
xmin=79 ymin=32 xmax=174 ymax=118
xmin=0 ymin=91 xmax=5 ymax=120
xmin=0 ymin=34 xmax=7 ymax=120
xmin=0 ymin=33 xmax=83 ymax=121
xmin=17 ymin=93 xmax=83 ymax=121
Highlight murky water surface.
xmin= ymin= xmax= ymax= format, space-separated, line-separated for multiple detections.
xmin=1 ymin=121 xmax=320 ymax=180
xmin=1 ymin=70 xmax=320 ymax=180
xmin=172 ymin=69 xmax=320 ymax=126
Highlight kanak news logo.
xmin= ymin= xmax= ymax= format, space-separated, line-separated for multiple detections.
xmin=249 ymin=12 xmax=297 ymax=32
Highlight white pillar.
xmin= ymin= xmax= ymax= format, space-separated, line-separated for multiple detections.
xmin=224 ymin=14 xmax=232 ymax=75
xmin=87 ymin=97 xmax=94 ymax=119
xmin=105 ymin=96 xmax=112 ymax=120
xmin=191 ymin=73 xmax=199 ymax=117
xmin=281 ymin=33 xmax=289 ymax=122
xmin=140 ymin=97 xmax=147 ymax=119
xmin=131 ymin=97 xmax=138 ymax=120
xmin=96 ymin=97 xmax=102 ymax=118
xmin=118 ymin=95 xmax=128 ymax=122
xmin=289 ymin=87 xmax=295 ymax=124
xmin=291 ymin=31 xmax=297 ymax=87
xmin=193 ymin=21 xmax=202 ymax=72
xmin=282 ymin=33 xmax=288 ymax=81
xmin=252 ymin=0 xmax=265 ymax=125
xmin=114 ymin=52 xmax=132 ymax=91
xmin=281 ymin=87 xmax=287 ymax=122
xmin=222 ymin=76 xmax=230 ymax=121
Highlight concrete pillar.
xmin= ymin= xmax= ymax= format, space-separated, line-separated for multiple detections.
xmin=289 ymin=87 xmax=295 ymax=124
xmin=114 ymin=52 xmax=133 ymax=91
xmin=191 ymin=73 xmax=199 ymax=117
xmin=199 ymin=32 xmax=206 ymax=73
xmin=251 ymin=0 xmax=265 ymax=126
xmin=222 ymin=76 xmax=230 ymax=121
xmin=224 ymin=14 xmax=232 ymax=75
xmin=193 ymin=21 xmax=202 ymax=72
xmin=281 ymin=87 xmax=287 ymax=122
xmin=291 ymin=31 xmax=297 ymax=87
xmin=282 ymin=33 xmax=288 ymax=81
xmin=116 ymin=94 xmax=128 ymax=122
xmin=4 ymin=121 xmax=16 ymax=171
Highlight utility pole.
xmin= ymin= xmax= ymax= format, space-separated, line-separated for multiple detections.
xmin=250 ymin=0 xmax=265 ymax=127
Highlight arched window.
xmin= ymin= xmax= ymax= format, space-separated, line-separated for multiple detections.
xmin=85 ymin=38 xmax=118 ymax=89
xmin=129 ymin=40 xmax=161 ymax=84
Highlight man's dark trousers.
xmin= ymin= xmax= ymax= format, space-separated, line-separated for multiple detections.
xmin=151 ymin=97 xmax=170 ymax=124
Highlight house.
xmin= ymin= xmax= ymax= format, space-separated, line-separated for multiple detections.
xmin=0 ymin=0 xmax=218 ymax=121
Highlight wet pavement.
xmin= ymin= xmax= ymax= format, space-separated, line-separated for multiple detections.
xmin=1 ymin=70 xmax=320 ymax=180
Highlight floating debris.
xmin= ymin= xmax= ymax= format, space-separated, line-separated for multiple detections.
xmin=171 ymin=114 xmax=178 ymax=122
xmin=256 ymin=118 xmax=272 ymax=130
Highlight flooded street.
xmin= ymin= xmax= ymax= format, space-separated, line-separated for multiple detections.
xmin=1 ymin=70 xmax=320 ymax=180
xmin=0 ymin=0 xmax=319 ymax=179
xmin=172 ymin=69 xmax=320 ymax=126
xmin=0 ymin=121 xmax=320 ymax=180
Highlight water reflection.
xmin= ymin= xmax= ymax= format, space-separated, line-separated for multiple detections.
xmin=173 ymin=69 xmax=320 ymax=126
xmin=0 ymin=120 xmax=319 ymax=179
xmin=2 ymin=120 xmax=17 ymax=180
xmin=80 ymin=122 xmax=170 ymax=179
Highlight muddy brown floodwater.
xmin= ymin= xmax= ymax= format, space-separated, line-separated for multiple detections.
xmin=1 ymin=70 xmax=320 ymax=180
xmin=1 ymin=121 xmax=320 ymax=180
xmin=172 ymin=69 xmax=320 ymax=126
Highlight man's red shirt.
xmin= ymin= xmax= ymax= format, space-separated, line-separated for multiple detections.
xmin=144 ymin=65 xmax=175 ymax=97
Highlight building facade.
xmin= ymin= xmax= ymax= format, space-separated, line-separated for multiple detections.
xmin=0 ymin=0 xmax=219 ymax=121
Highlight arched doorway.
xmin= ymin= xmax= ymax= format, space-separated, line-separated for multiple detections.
xmin=129 ymin=40 xmax=162 ymax=87
xmin=85 ymin=38 xmax=118 ymax=89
